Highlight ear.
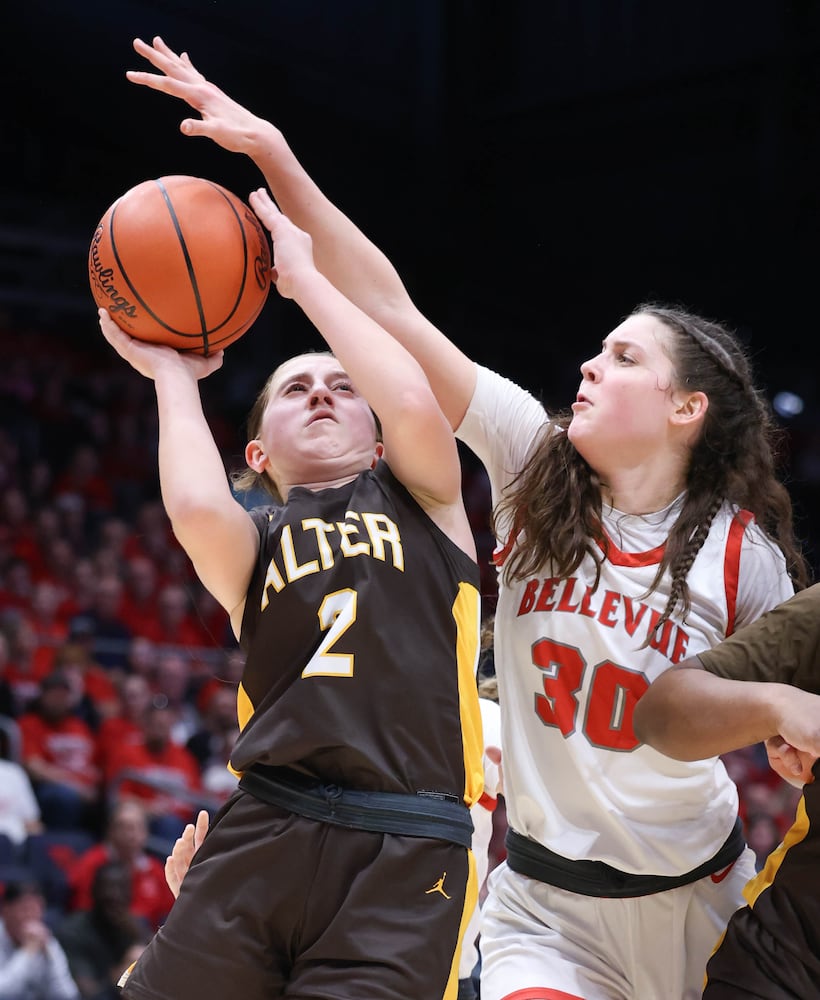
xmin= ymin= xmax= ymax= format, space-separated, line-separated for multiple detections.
xmin=369 ymin=442 xmax=385 ymax=469
xmin=245 ymin=439 xmax=268 ymax=473
xmin=671 ymin=390 xmax=708 ymax=427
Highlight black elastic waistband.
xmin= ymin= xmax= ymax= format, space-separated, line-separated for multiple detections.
xmin=239 ymin=764 xmax=473 ymax=849
xmin=505 ymin=817 xmax=745 ymax=898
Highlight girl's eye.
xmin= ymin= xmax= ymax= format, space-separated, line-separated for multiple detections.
xmin=285 ymin=383 xmax=307 ymax=393
xmin=333 ymin=382 xmax=353 ymax=392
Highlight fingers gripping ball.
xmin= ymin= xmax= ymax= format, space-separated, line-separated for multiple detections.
xmin=88 ymin=176 xmax=272 ymax=356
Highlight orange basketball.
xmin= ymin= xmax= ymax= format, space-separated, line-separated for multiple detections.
xmin=88 ymin=175 xmax=272 ymax=356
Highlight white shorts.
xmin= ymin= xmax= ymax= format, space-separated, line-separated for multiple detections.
xmin=479 ymin=849 xmax=756 ymax=1000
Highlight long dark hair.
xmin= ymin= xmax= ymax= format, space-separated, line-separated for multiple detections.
xmin=493 ymin=303 xmax=810 ymax=635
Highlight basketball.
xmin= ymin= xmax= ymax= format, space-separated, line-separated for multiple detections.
xmin=88 ymin=175 xmax=272 ymax=356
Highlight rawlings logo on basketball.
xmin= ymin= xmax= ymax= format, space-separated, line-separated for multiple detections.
xmin=245 ymin=209 xmax=272 ymax=290
xmin=88 ymin=226 xmax=139 ymax=319
xmin=87 ymin=176 xmax=272 ymax=356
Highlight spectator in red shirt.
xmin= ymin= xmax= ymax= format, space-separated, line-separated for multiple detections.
xmin=106 ymin=703 xmax=203 ymax=848
xmin=26 ymin=581 xmax=70 ymax=677
xmin=18 ymin=670 xmax=102 ymax=834
xmin=97 ymin=674 xmax=155 ymax=782
xmin=118 ymin=556 xmax=159 ymax=639
xmin=137 ymin=583 xmax=205 ymax=653
xmin=52 ymin=642 xmax=120 ymax=731
xmin=2 ymin=612 xmax=50 ymax=714
xmin=68 ymin=799 xmax=174 ymax=932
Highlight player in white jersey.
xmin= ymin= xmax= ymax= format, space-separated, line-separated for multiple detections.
xmin=125 ymin=38 xmax=811 ymax=999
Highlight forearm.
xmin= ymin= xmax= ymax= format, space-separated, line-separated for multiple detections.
xmin=250 ymin=125 xmax=409 ymax=314
xmin=153 ymin=373 xmax=235 ymax=526
xmin=634 ymin=667 xmax=788 ymax=760
xmin=249 ymin=128 xmax=476 ymax=427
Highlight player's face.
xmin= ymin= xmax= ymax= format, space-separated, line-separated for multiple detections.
xmin=568 ymin=314 xmax=683 ymax=471
xmin=252 ymin=354 xmax=379 ymax=490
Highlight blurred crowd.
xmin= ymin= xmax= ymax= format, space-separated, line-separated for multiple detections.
xmin=0 ymin=324 xmax=803 ymax=997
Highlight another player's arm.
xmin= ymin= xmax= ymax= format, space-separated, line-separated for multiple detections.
xmin=127 ymin=36 xmax=476 ymax=431
xmin=253 ymin=191 xmax=474 ymax=556
xmin=633 ymin=657 xmax=820 ymax=763
xmin=98 ymin=310 xmax=258 ymax=625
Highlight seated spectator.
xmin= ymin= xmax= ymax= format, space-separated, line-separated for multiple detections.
xmin=118 ymin=555 xmax=159 ymax=639
xmin=18 ymin=671 xmax=102 ymax=835
xmin=137 ymin=583 xmax=207 ymax=653
xmin=123 ymin=636 xmax=159 ymax=692
xmin=57 ymin=860 xmax=151 ymax=1000
xmin=153 ymin=651 xmax=199 ymax=746
xmin=96 ymin=675 xmax=154 ymax=782
xmin=3 ymin=612 xmax=53 ymax=716
xmin=0 ymin=735 xmax=44 ymax=849
xmin=121 ymin=500 xmax=175 ymax=568
xmin=56 ymin=559 xmax=99 ymax=628
xmin=0 ymin=878 xmax=80 ymax=1000
xmin=25 ymin=581 xmax=69 ymax=675
xmin=106 ymin=704 xmax=203 ymax=849
xmin=52 ymin=643 xmax=120 ymax=732
xmin=69 ymin=574 xmax=132 ymax=676
xmin=68 ymin=800 xmax=173 ymax=933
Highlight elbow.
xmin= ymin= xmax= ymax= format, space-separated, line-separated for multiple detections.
xmin=632 ymin=696 xmax=657 ymax=748
xmin=633 ymin=695 xmax=691 ymax=760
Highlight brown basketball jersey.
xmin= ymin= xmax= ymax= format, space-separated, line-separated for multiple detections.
xmin=230 ymin=461 xmax=483 ymax=807
xmin=704 ymin=761 xmax=820 ymax=997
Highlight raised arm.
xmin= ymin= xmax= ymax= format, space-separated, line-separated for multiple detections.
xmin=126 ymin=36 xmax=476 ymax=429
xmin=252 ymin=189 xmax=474 ymax=553
xmin=97 ymin=315 xmax=258 ymax=627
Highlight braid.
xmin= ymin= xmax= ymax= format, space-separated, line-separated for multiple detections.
xmin=643 ymin=493 xmax=723 ymax=646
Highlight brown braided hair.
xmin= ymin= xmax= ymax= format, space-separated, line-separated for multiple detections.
xmin=492 ymin=302 xmax=810 ymax=637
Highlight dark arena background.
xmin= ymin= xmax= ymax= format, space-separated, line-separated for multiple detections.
xmin=0 ymin=0 xmax=817 ymax=915
xmin=5 ymin=3 xmax=820 ymax=567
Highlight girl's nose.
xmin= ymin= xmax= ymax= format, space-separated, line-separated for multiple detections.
xmin=579 ymin=356 xmax=600 ymax=381
xmin=309 ymin=384 xmax=333 ymax=405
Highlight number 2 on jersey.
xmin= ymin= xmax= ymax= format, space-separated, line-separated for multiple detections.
xmin=302 ymin=588 xmax=357 ymax=678
xmin=532 ymin=636 xmax=649 ymax=751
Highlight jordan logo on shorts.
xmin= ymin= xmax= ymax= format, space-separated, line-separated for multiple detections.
xmin=425 ymin=872 xmax=451 ymax=899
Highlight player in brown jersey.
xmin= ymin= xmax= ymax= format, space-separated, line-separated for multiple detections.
xmin=634 ymin=583 xmax=820 ymax=997
xmin=98 ymin=189 xmax=484 ymax=1000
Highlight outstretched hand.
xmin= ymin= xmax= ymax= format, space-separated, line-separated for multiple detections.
xmin=98 ymin=309 xmax=224 ymax=381
xmin=127 ymin=37 xmax=276 ymax=156
xmin=165 ymin=809 xmax=210 ymax=899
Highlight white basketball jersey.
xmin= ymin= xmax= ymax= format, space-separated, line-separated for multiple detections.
xmin=458 ymin=365 xmax=794 ymax=876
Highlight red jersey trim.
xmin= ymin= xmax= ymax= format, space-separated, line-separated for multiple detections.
xmin=723 ymin=509 xmax=752 ymax=637
xmin=596 ymin=532 xmax=665 ymax=567
xmin=477 ymin=791 xmax=498 ymax=812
